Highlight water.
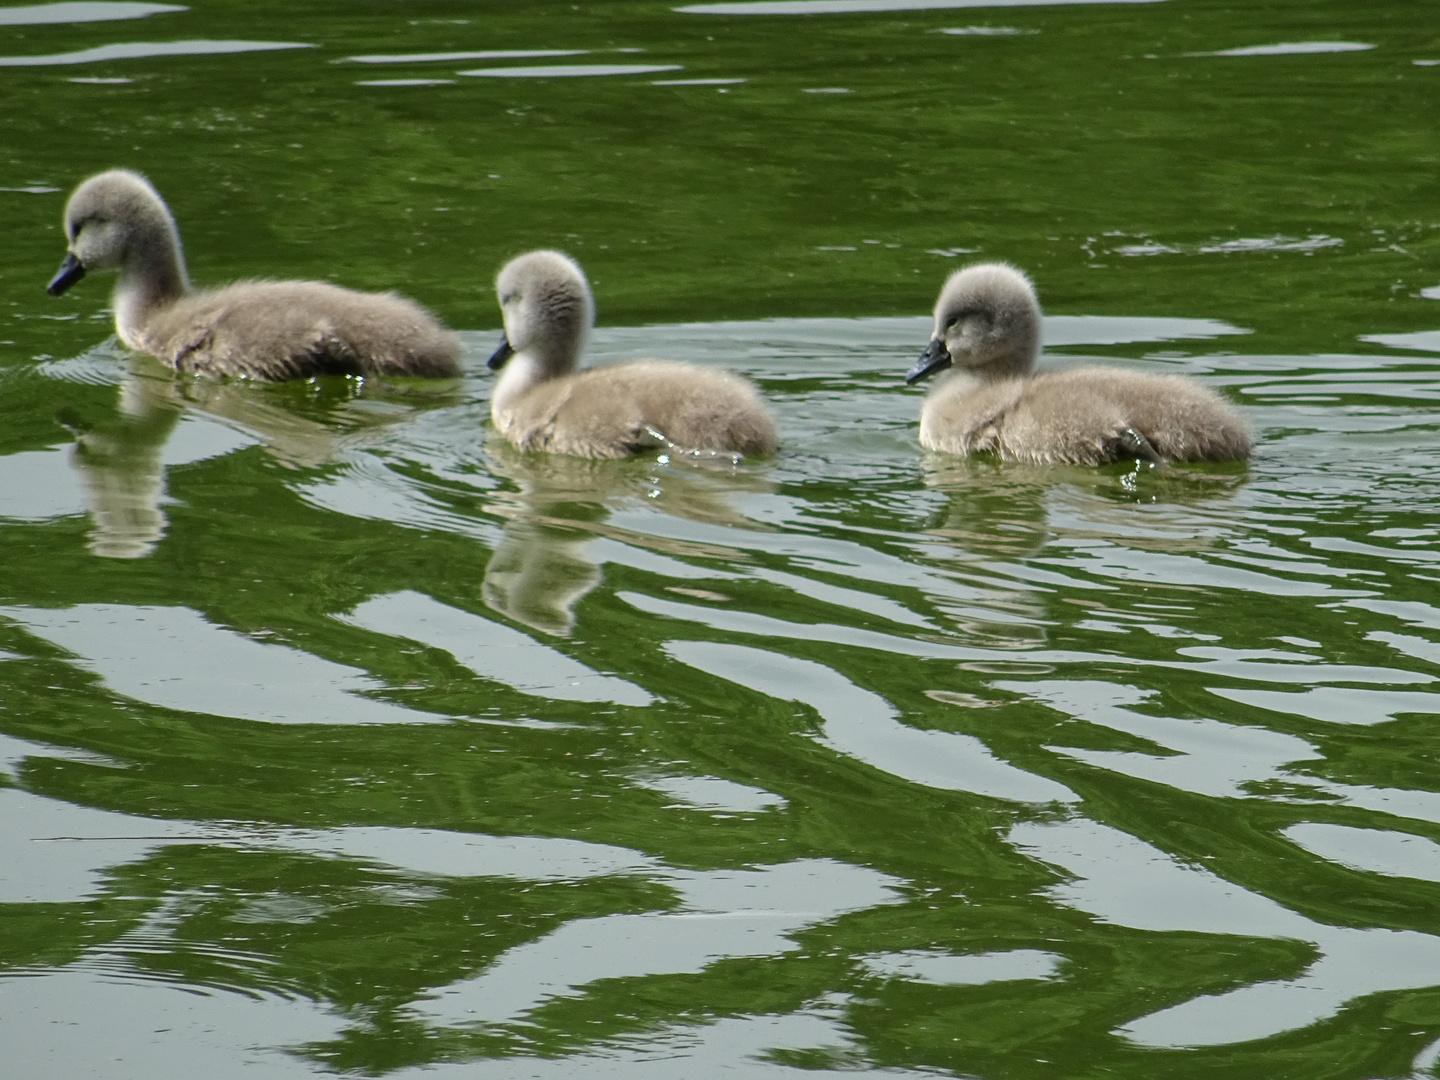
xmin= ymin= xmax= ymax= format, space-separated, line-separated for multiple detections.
xmin=2 ymin=1 xmax=1440 ymax=1077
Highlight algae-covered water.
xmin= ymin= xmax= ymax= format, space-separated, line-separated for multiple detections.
xmin=3 ymin=1 xmax=1440 ymax=1077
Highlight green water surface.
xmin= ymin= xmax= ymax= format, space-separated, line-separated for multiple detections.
xmin=2 ymin=1 xmax=1440 ymax=1077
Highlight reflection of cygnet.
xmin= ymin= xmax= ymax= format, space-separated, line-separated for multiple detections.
xmin=71 ymin=361 xmax=182 ymax=559
xmin=906 ymin=263 xmax=1253 ymax=464
xmin=47 ymin=169 xmax=462 ymax=380
xmin=488 ymin=250 xmax=779 ymax=459
xmin=483 ymin=518 xmax=601 ymax=638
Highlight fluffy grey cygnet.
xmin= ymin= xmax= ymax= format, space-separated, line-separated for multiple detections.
xmin=488 ymin=250 xmax=779 ymax=459
xmin=906 ymin=263 xmax=1253 ymax=464
xmin=47 ymin=169 xmax=462 ymax=380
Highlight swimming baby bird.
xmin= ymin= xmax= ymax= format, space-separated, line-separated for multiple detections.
xmin=905 ymin=263 xmax=1253 ymax=465
xmin=47 ymin=169 xmax=462 ymax=380
xmin=488 ymin=250 xmax=778 ymax=459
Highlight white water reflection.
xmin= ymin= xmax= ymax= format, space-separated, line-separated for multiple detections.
xmin=624 ymin=590 xmax=1424 ymax=689
xmin=2 ymin=785 xmax=908 ymax=1055
xmin=1114 ymin=234 xmax=1343 ymax=256
xmin=1362 ymin=330 xmax=1440 ymax=354
xmin=391 ymin=1007 xmax=936 ymax=1079
xmin=1199 ymin=41 xmax=1374 ymax=57
xmin=412 ymin=858 xmax=901 ymax=1028
xmin=634 ymin=773 xmax=787 ymax=811
xmin=1285 ymin=823 xmax=1440 ymax=883
xmin=0 ymin=787 xmax=215 ymax=903
xmin=940 ymin=25 xmax=1036 ymax=34
xmin=0 ymin=730 xmax=123 ymax=782
xmin=861 ymin=948 xmax=1061 ymax=985
xmin=1011 ymin=818 xmax=1440 ymax=1046
xmin=0 ymin=447 xmax=87 ymax=521
xmin=349 ymin=49 xmax=587 ymax=63
xmin=269 ymin=824 xmax=663 ymax=881
xmin=1007 ymin=679 xmax=1318 ymax=798
xmin=678 ymin=0 xmax=1162 ymax=13
xmin=0 ymin=1 xmax=183 ymax=25
xmin=459 ymin=63 xmax=682 ymax=78
xmin=0 ymin=967 xmax=341 ymax=1080
xmin=2 ymin=603 xmax=445 ymax=725
xmin=0 ymin=39 xmax=312 ymax=65
xmin=666 ymin=639 xmax=1078 ymax=803
xmin=356 ymin=78 xmax=454 ymax=86
xmin=1 ymin=785 xmax=662 ymax=906
xmin=1211 ymin=685 xmax=1440 ymax=725
xmin=339 ymin=589 xmax=653 ymax=706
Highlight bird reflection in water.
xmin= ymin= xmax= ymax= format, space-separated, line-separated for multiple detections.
xmin=61 ymin=349 xmax=461 ymax=558
xmin=482 ymin=439 xmax=773 ymax=637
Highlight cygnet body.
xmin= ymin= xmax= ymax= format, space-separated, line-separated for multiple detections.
xmin=488 ymin=250 xmax=778 ymax=459
xmin=906 ymin=263 xmax=1253 ymax=464
xmin=48 ymin=169 xmax=461 ymax=380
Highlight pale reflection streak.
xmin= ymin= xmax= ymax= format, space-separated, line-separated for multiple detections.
xmin=1211 ymin=685 xmax=1440 ymax=725
xmin=0 ymin=447 xmax=88 ymax=523
xmin=0 ymin=39 xmax=312 ymax=65
xmin=1011 ymin=818 xmax=1440 ymax=1047
xmin=665 ymin=639 xmax=1077 ymax=803
xmin=0 ymin=2 xmax=184 ymax=25
xmin=0 ymin=731 xmax=122 ymax=783
xmin=0 ymin=787 xmax=223 ymax=904
xmin=619 ymin=589 xmax=1429 ymax=685
xmin=0 ymin=783 xmax=909 ymax=1075
xmin=633 ymin=772 xmax=786 ymax=811
xmin=1000 ymin=679 xmax=1440 ymax=828
xmin=1006 ymin=679 xmax=1318 ymax=798
xmin=2 ymin=603 xmax=444 ymax=725
xmin=0 ymin=967 xmax=339 ymax=1080
xmin=390 ymin=1008 xmax=937 ymax=1080
xmin=1284 ymin=823 xmax=1440 ymax=883
xmin=411 ymin=859 xmax=902 ymax=1028
xmin=340 ymin=589 xmax=653 ymax=705
xmin=860 ymin=948 xmax=1061 ymax=985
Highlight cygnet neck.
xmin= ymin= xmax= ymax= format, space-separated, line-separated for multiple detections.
xmin=492 ymin=336 xmax=584 ymax=415
xmin=941 ymin=349 xmax=1036 ymax=393
xmin=113 ymin=221 xmax=190 ymax=349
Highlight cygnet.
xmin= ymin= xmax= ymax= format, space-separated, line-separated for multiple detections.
xmin=488 ymin=250 xmax=778 ymax=459
xmin=47 ymin=169 xmax=461 ymax=380
xmin=906 ymin=263 xmax=1253 ymax=464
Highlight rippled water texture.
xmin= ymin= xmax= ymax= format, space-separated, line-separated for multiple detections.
xmin=3 ymin=1 xmax=1440 ymax=1077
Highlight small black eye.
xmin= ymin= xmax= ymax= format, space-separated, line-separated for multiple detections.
xmin=944 ymin=317 xmax=958 ymax=331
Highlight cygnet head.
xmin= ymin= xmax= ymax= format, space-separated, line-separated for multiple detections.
xmin=488 ymin=250 xmax=595 ymax=377
xmin=906 ymin=262 xmax=1041 ymax=386
xmin=47 ymin=169 xmax=187 ymax=297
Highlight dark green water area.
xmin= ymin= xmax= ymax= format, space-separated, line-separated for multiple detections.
xmin=3 ymin=0 xmax=1440 ymax=1075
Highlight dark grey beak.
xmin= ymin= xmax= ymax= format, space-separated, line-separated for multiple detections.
xmin=905 ymin=337 xmax=951 ymax=385
xmin=487 ymin=335 xmax=514 ymax=371
xmin=47 ymin=253 xmax=85 ymax=296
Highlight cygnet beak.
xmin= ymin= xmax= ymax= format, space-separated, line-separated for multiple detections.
xmin=47 ymin=252 xmax=86 ymax=296
xmin=905 ymin=336 xmax=951 ymax=385
xmin=488 ymin=334 xmax=515 ymax=370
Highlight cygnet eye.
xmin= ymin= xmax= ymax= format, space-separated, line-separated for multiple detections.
xmin=944 ymin=316 xmax=959 ymax=331
xmin=501 ymin=291 xmax=519 ymax=306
